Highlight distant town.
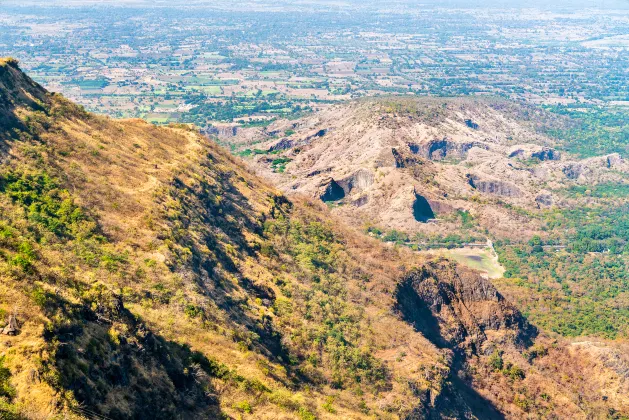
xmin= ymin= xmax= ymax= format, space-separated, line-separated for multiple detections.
xmin=2 ymin=2 xmax=629 ymax=131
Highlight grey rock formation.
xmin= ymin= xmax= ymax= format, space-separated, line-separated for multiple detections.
xmin=1 ymin=315 xmax=18 ymax=335
xmin=409 ymin=139 xmax=485 ymax=161
xmin=467 ymin=174 xmax=522 ymax=197
xmin=337 ymin=169 xmax=374 ymax=194
xmin=317 ymin=177 xmax=345 ymax=202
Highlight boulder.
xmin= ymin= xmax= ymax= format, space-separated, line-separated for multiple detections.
xmin=337 ymin=169 xmax=374 ymax=194
xmin=1 ymin=315 xmax=18 ymax=335
xmin=535 ymin=192 xmax=553 ymax=207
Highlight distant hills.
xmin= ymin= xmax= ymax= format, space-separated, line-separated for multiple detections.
xmin=0 ymin=58 xmax=627 ymax=419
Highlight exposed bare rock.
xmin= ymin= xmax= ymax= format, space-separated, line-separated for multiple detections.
xmin=410 ymin=138 xmax=486 ymax=161
xmin=467 ymin=174 xmax=522 ymax=197
xmin=296 ymin=128 xmax=328 ymax=147
xmin=337 ymin=168 xmax=374 ymax=194
xmin=268 ymin=138 xmax=293 ymax=152
xmin=317 ymin=177 xmax=345 ymax=201
xmin=509 ymin=144 xmax=560 ymax=161
xmin=396 ymin=261 xmax=535 ymax=352
xmin=1 ymin=314 xmax=18 ymax=335
xmin=306 ymin=167 xmax=332 ymax=178
xmin=392 ymin=147 xmax=424 ymax=168
xmin=584 ymin=153 xmax=626 ymax=170
xmin=203 ymin=125 xmax=239 ymax=138
xmin=535 ymin=192 xmax=553 ymax=207
xmin=352 ymin=195 xmax=369 ymax=207
xmin=562 ymin=162 xmax=587 ymax=180
xmin=606 ymin=153 xmax=624 ymax=168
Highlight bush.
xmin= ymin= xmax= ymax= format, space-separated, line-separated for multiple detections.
xmin=488 ymin=351 xmax=503 ymax=371
xmin=233 ymin=400 xmax=252 ymax=414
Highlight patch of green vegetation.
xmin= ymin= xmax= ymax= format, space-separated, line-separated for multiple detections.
xmin=544 ymin=105 xmax=629 ymax=158
xmin=271 ymin=157 xmax=292 ymax=173
xmin=70 ymin=78 xmax=109 ymax=90
xmin=457 ymin=210 xmax=476 ymax=229
xmin=0 ymin=171 xmax=98 ymax=240
xmin=563 ymin=182 xmax=629 ymax=199
xmin=238 ymin=118 xmax=277 ymax=128
xmin=182 ymin=96 xmax=313 ymax=124
xmin=237 ymin=148 xmax=267 ymax=158
xmin=496 ymin=228 xmax=629 ymax=338
xmin=263 ymin=217 xmax=390 ymax=392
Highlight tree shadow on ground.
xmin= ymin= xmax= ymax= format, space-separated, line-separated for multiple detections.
xmin=42 ymin=292 xmax=226 ymax=420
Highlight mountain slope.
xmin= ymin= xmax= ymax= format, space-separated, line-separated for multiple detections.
xmin=229 ymin=97 xmax=628 ymax=239
xmin=0 ymin=59 xmax=627 ymax=419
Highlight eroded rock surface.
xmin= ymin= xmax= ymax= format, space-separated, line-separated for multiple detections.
xmin=317 ymin=177 xmax=345 ymax=201
xmin=468 ymin=174 xmax=522 ymax=197
xmin=396 ymin=261 xmax=536 ymax=352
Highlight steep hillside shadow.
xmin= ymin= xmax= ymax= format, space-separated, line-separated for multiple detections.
xmin=395 ymin=276 xmax=447 ymax=348
xmin=395 ymin=269 xmax=506 ymax=419
xmin=41 ymin=291 xmax=225 ymax=420
xmin=164 ymin=161 xmax=294 ymax=369
xmin=0 ymin=59 xmax=49 ymax=144
xmin=427 ymin=354 xmax=505 ymax=420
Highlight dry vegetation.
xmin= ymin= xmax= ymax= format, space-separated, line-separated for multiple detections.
xmin=0 ymin=59 xmax=627 ymax=420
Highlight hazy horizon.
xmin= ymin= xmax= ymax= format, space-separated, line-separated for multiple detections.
xmin=3 ymin=0 xmax=629 ymax=10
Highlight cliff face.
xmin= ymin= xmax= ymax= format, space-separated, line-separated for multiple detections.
xmin=0 ymin=58 xmax=50 ymax=136
xmin=396 ymin=261 xmax=535 ymax=352
xmin=467 ymin=175 xmax=522 ymax=198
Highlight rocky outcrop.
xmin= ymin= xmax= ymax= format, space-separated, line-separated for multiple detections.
xmin=467 ymin=174 xmax=521 ymax=197
xmin=1 ymin=315 xmax=18 ymax=335
xmin=509 ymin=145 xmax=560 ymax=161
xmin=465 ymin=119 xmax=479 ymax=130
xmin=585 ymin=153 xmax=625 ymax=169
xmin=392 ymin=148 xmax=423 ymax=168
xmin=317 ymin=177 xmax=345 ymax=202
xmin=298 ymin=128 xmax=328 ymax=146
xmin=562 ymin=163 xmax=585 ymax=180
xmin=605 ymin=153 xmax=623 ymax=168
xmin=532 ymin=148 xmax=560 ymax=161
xmin=535 ymin=192 xmax=553 ymax=207
xmin=204 ymin=125 xmax=238 ymax=138
xmin=306 ymin=167 xmax=333 ymax=178
xmin=337 ymin=169 xmax=374 ymax=194
xmin=408 ymin=139 xmax=485 ymax=161
xmin=268 ymin=138 xmax=293 ymax=152
xmin=396 ymin=262 xmax=535 ymax=352
xmin=352 ymin=195 xmax=369 ymax=207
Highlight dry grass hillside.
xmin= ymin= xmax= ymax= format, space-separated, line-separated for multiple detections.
xmin=0 ymin=59 xmax=627 ymax=419
xmin=228 ymin=97 xmax=629 ymax=239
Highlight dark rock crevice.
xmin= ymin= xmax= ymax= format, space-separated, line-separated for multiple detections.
xmin=318 ymin=177 xmax=345 ymax=201
xmin=413 ymin=192 xmax=435 ymax=222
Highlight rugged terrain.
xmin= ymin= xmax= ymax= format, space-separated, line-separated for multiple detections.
xmin=0 ymin=59 xmax=628 ymax=419
xmin=227 ymin=97 xmax=629 ymax=239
